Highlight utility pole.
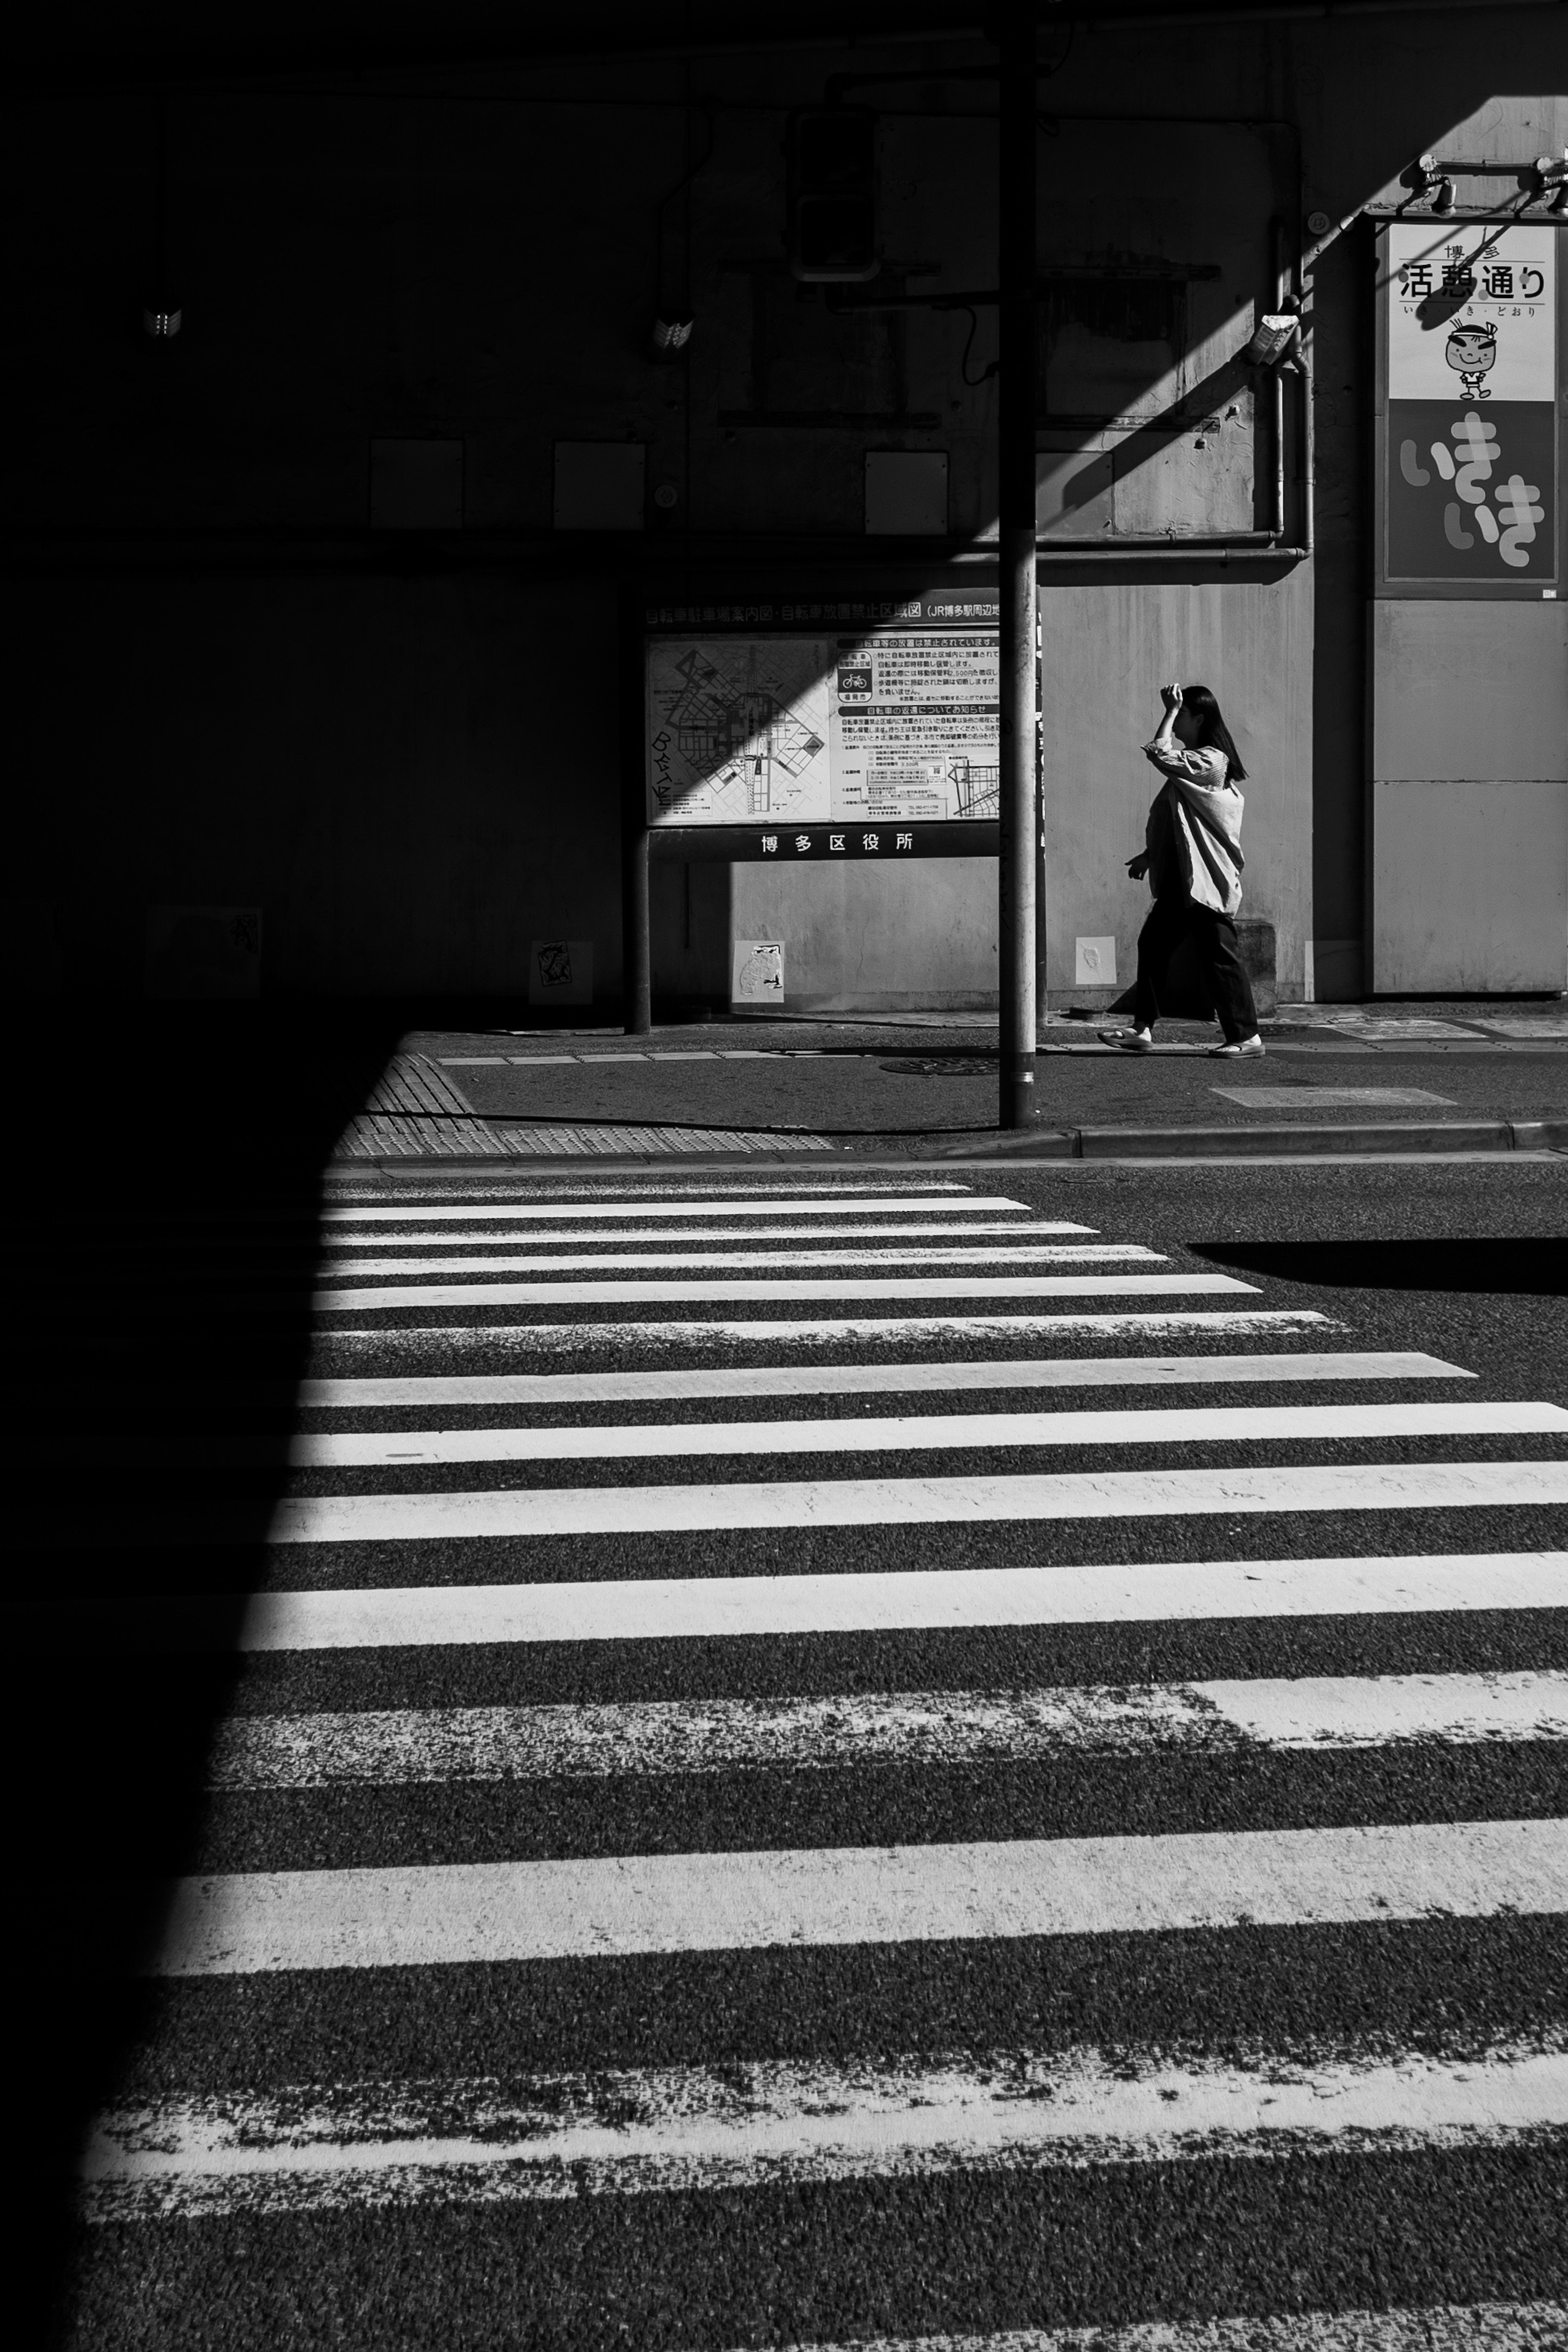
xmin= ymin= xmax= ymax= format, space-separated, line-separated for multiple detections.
xmin=996 ymin=13 xmax=1039 ymax=1128
xmin=621 ymin=585 xmax=653 ymax=1036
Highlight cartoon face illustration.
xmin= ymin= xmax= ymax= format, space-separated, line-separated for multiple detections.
xmin=1445 ymin=322 xmax=1498 ymax=398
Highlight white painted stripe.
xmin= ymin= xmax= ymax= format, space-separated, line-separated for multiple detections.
xmin=239 ymin=1552 xmax=1568 ymax=1650
xmin=291 ymin=1352 xmax=1473 ymax=1409
xmin=319 ymin=1218 xmax=1093 ymax=1250
xmin=82 ymin=2040 xmax=1567 ymax=2221
xmin=1212 ymin=1087 xmax=1457 ymax=1109
xmin=317 ymin=1246 xmax=1154 ymax=1276
xmin=321 ymin=1194 xmax=1020 ymax=1223
xmin=208 ymin=1671 xmax=1568 ymax=1786
xmin=277 ymin=1402 xmax=1566 ymax=1470
xmin=264 ymin=1462 xmax=1568 ymax=1545
xmin=308 ymin=1310 xmax=1339 ymax=1355
xmin=735 ymin=2312 xmax=1568 ymax=2352
xmin=1207 ymin=1668 xmax=1568 ymax=1748
xmin=309 ymin=1274 xmax=1255 ymax=1310
xmin=150 ymin=1819 xmax=1568 ymax=1974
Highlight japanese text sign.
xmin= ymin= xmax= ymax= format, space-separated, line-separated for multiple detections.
xmin=1384 ymin=223 xmax=1558 ymax=589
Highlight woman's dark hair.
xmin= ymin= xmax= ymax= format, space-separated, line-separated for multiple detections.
xmin=1182 ymin=682 xmax=1247 ymax=781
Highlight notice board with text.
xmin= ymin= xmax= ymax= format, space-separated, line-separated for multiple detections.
xmin=644 ymin=596 xmax=1001 ymax=856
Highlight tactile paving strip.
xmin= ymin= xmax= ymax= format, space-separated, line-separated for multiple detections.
xmin=331 ymin=1055 xmax=831 ymax=1160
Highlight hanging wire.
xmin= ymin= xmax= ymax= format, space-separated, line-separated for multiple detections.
xmin=953 ymin=305 xmax=999 ymax=387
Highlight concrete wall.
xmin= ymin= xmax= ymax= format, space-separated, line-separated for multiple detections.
xmin=5 ymin=11 xmax=1561 ymax=1005
xmin=9 ymin=575 xmax=622 ymax=1000
xmin=1040 ymin=575 xmax=1314 ymax=1004
xmin=1372 ymin=601 xmax=1568 ymax=993
xmin=732 ymin=858 xmax=996 ymax=1012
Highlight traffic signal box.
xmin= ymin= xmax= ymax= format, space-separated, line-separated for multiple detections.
xmin=787 ymin=109 xmax=879 ymax=283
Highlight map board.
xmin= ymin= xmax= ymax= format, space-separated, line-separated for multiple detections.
xmin=646 ymin=629 xmax=999 ymax=830
xmin=1381 ymin=221 xmax=1559 ymax=592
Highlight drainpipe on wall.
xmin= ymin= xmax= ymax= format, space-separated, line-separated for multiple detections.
xmin=996 ymin=12 xmax=1040 ymax=1131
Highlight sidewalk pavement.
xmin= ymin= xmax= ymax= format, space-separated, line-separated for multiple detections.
xmin=330 ymin=1000 xmax=1568 ymax=1169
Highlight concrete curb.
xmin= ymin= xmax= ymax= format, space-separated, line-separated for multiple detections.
xmin=324 ymin=1117 xmax=1567 ymax=1175
xmin=949 ymin=1118 xmax=1568 ymax=1162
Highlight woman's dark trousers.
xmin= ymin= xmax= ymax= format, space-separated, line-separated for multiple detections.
xmin=1133 ymin=896 xmax=1258 ymax=1041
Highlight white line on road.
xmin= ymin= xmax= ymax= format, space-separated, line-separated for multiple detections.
xmin=235 ymin=1552 xmax=1568 ymax=1650
xmin=82 ymin=2038 xmax=1567 ymax=2221
xmin=263 ymin=1462 xmax=1568 ymax=1544
xmin=288 ymin=1351 xmax=1472 ymax=1409
xmin=150 ymin=1818 xmax=1568 ymax=1974
xmin=208 ymin=1672 xmax=1568 ymax=1786
xmin=308 ymin=1310 xmax=1339 ymax=1355
xmin=725 ymin=2311 xmax=1568 ymax=2352
xmin=317 ymin=1219 xmax=1091 ymax=1249
xmin=272 ymin=1402 xmax=1566 ymax=1470
xmin=320 ymin=1194 xmax=1024 ymax=1223
xmin=310 ymin=1275 xmax=1256 ymax=1310
xmin=315 ymin=1246 xmax=1160 ymax=1278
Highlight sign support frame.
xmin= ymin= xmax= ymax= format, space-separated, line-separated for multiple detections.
xmin=997 ymin=12 xmax=1040 ymax=1129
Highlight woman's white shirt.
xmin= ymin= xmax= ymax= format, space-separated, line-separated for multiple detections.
xmin=1143 ymin=742 xmax=1245 ymax=915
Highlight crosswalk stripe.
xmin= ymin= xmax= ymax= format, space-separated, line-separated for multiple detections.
xmin=82 ymin=2038 xmax=1567 ymax=2218
xmin=151 ymin=1818 xmax=1568 ymax=1974
xmin=721 ymin=2315 xmax=1568 ymax=2352
xmin=290 ymin=1351 xmax=1473 ymax=1408
xmin=269 ymin=1401 xmax=1567 ymax=1468
xmin=318 ymin=1218 xmax=1091 ymax=1248
xmin=315 ymin=1245 xmax=1160 ymax=1276
xmin=321 ymin=1192 xmax=1022 ymax=1223
xmin=310 ymin=1310 xmax=1339 ymax=1354
xmin=319 ymin=1242 xmax=1161 ymax=1279
xmin=207 ymin=1672 xmax=1568 ymax=1786
xmin=309 ymin=1274 xmax=1257 ymax=1310
xmin=260 ymin=1462 xmax=1568 ymax=1545
xmin=235 ymin=1553 xmax=1568 ymax=1649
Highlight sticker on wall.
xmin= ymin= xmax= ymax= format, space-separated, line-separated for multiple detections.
xmin=1384 ymin=223 xmax=1557 ymax=586
xmin=1075 ymin=935 xmax=1118 ymax=987
xmin=732 ymin=940 xmax=785 ymax=1005
xmin=145 ymin=906 xmax=261 ymax=1000
xmin=528 ymin=939 xmax=593 ymax=1007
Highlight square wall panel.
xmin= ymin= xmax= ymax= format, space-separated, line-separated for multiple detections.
xmin=1372 ymin=600 xmax=1568 ymax=782
xmin=554 ymin=442 xmax=646 ymax=531
xmin=1074 ymin=935 xmax=1117 ymax=986
xmin=865 ymin=451 xmax=948 ymax=535
xmin=369 ymin=439 xmax=464 ymax=530
xmin=1372 ymin=777 xmax=1567 ymax=992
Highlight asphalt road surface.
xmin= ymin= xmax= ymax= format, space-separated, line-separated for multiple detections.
xmin=36 ymin=1156 xmax=1568 ymax=2349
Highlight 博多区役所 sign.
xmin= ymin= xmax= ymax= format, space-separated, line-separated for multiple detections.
xmin=1383 ymin=222 xmax=1558 ymax=589
xmin=645 ymin=628 xmax=999 ymax=829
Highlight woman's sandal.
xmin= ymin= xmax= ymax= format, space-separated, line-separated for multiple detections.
xmin=1209 ymin=1036 xmax=1266 ymax=1058
xmin=1099 ymin=1029 xmax=1154 ymax=1052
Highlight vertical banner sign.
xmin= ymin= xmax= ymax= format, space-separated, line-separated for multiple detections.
xmin=1385 ymin=223 xmax=1558 ymax=588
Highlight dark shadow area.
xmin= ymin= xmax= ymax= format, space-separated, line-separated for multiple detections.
xmin=1192 ymin=1237 xmax=1568 ymax=1296
xmin=16 ymin=1003 xmax=412 ymax=2340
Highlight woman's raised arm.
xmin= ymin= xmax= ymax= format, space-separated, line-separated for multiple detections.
xmin=1143 ymin=681 xmax=1183 ymax=763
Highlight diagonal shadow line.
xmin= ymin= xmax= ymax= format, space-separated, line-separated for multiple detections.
xmin=1049 ymin=352 xmax=1256 ymax=514
xmin=1192 ymin=1238 xmax=1568 ymax=1298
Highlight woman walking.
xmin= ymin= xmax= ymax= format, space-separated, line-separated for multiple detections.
xmin=1101 ymin=679 xmax=1265 ymax=1058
